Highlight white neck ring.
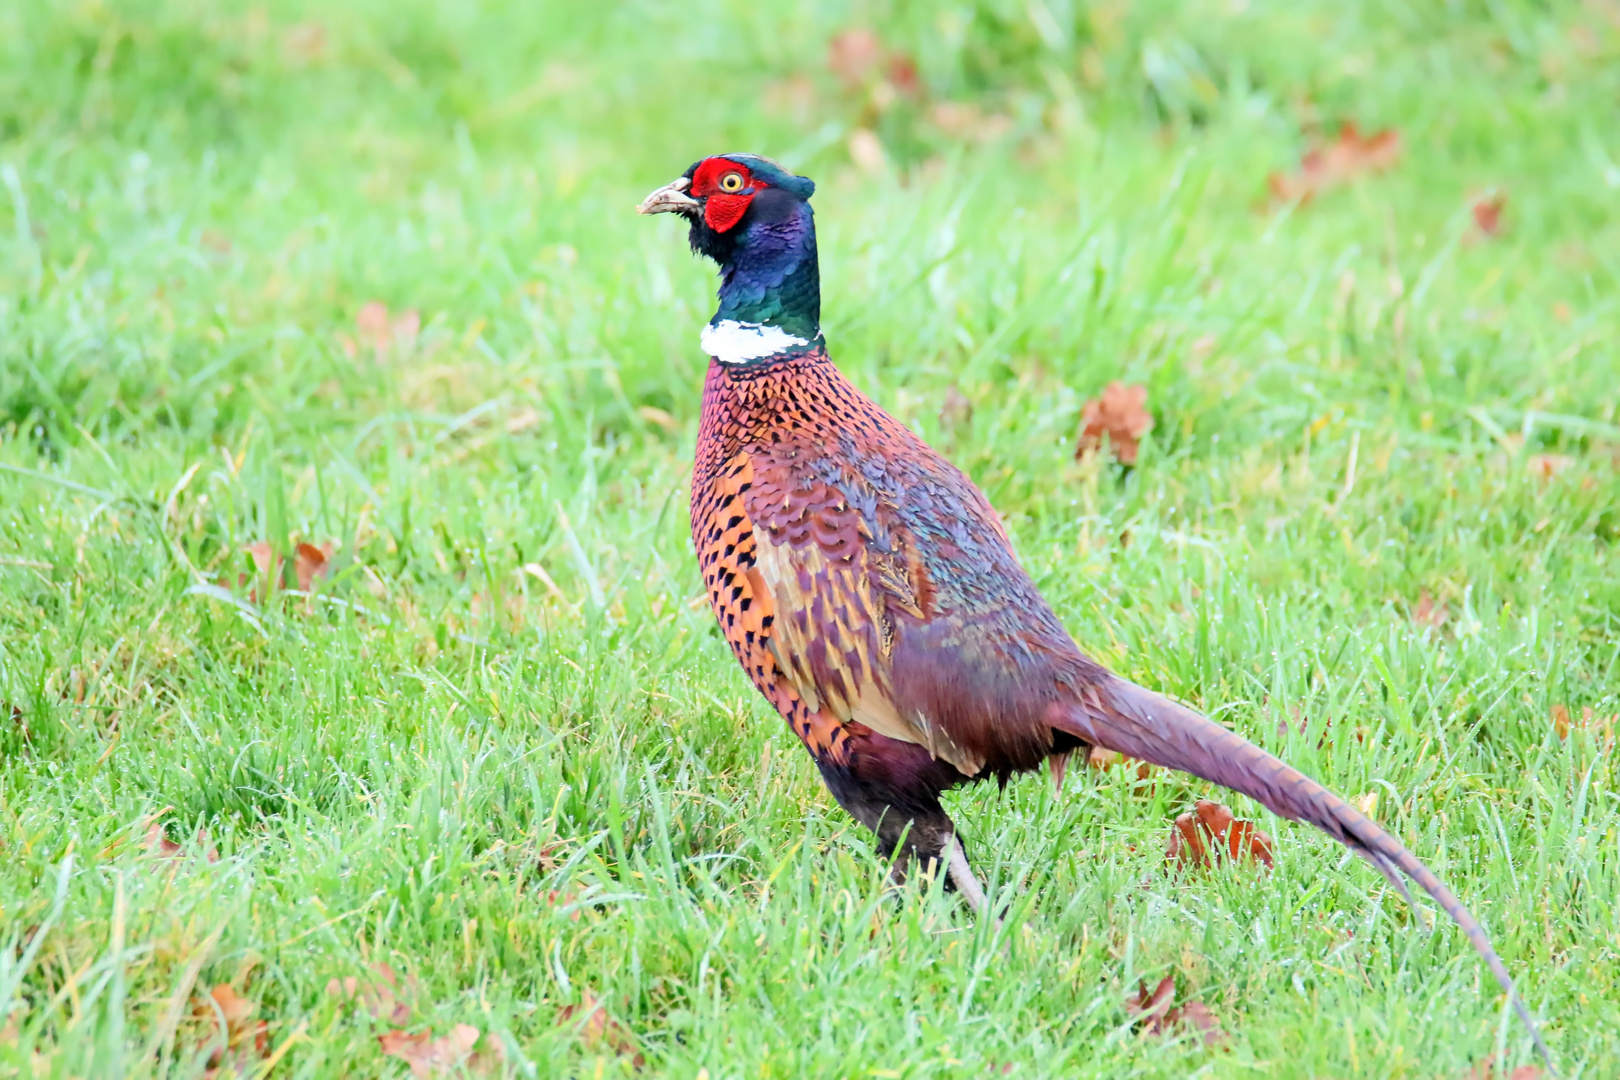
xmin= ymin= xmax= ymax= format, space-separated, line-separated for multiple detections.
xmin=701 ymin=320 xmax=813 ymax=365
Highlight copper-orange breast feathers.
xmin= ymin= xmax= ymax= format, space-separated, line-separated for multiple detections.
xmin=690 ymin=350 xmax=1090 ymax=780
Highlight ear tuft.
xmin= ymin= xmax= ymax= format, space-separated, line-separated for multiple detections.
xmin=720 ymin=154 xmax=815 ymax=200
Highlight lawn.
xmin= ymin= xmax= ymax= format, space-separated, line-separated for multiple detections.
xmin=1 ymin=1 xmax=1618 ymax=1077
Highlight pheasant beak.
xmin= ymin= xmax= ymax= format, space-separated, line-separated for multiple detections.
xmin=636 ymin=176 xmax=700 ymax=216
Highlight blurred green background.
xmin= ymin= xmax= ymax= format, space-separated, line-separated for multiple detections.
xmin=1 ymin=2 xmax=1617 ymax=1077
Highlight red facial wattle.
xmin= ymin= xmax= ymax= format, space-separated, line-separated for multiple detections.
xmin=704 ymin=194 xmax=751 ymax=232
xmin=690 ymin=157 xmax=767 ymax=233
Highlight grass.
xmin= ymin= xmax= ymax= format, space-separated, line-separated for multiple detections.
xmin=1 ymin=0 xmax=1618 ymax=1076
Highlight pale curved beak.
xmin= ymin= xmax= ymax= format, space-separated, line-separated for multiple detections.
xmin=637 ymin=176 xmax=700 ymax=216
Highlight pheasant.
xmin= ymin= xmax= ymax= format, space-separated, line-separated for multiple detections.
xmin=638 ymin=153 xmax=1551 ymax=1065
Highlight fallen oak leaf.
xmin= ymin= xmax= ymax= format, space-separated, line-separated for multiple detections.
xmin=827 ymin=28 xmax=884 ymax=88
xmin=142 ymin=818 xmax=220 ymax=863
xmin=245 ymin=541 xmax=273 ymax=571
xmin=1268 ymin=122 xmax=1402 ymax=204
xmin=1466 ymin=1053 xmax=1544 ymax=1080
xmin=1552 ymin=704 xmax=1616 ymax=749
xmin=885 ymin=52 xmax=921 ymax=97
xmin=545 ymin=888 xmax=584 ymax=922
xmin=848 ymin=128 xmax=886 ymax=172
xmin=144 ymin=818 xmax=183 ymax=858
xmin=224 ymin=541 xmax=282 ymax=604
xmin=196 ymin=983 xmax=270 ymax=1075
xmin=325 ymin=964 xmax=416 ymax=1025
xmin=1174 ymin=1000 xmax=1227 ymax=1047
xmin=1125 ymin=975 xmax=1227 ymax=1047
xmin=1412 ymin=588 xmax=1448 ymax=630
xmin=1075 ymin=381 xmax=1154 ymax=465
xmin=1471 ymin=191 xmax=1507 ymax=237
xmin=207 ymin=984 xmax=255 ymax=1030
xmin=1166 ymin=799 xmax=1274 ymax=871
xmin=224 ymin=540 xmax=339 ymax=603
xmin=281 ymin=21 xmax=327 ymax=65
xmin=1526 ymin=454 xmax=1574 ymax=481
xmin=356 ymin=301 xmax=391 ymax=351
xmin=558 ymin=991 xmax=643 ymax=1068
xmin=1124 ymin=975 xmax=1176 ymax=1032
xmin=294 ymin=542 xmax=334 ymax=592
xmin=379 ymin=1024 xmax=481 ymax=1078
xmin=1223 ymin=817 xmax=1273 ymax=867
xmin=354 ymin=301 xmax=421 ymax=360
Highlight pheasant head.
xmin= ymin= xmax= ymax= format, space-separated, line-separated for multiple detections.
xmin=638 ymin=154 xmax=821 ymax=363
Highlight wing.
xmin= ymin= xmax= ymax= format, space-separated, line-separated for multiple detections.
xmin=691 ymin=448 xmax=856 ymax=767
xmin=742 ymin=442 xmax=991 ymax=777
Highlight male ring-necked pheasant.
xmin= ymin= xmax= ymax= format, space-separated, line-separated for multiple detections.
xmin=639 ymin=153 xmax=1551 ymax=1063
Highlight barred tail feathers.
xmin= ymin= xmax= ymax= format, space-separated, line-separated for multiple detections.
xmin=1051 ymin=675 xmax=1553 ymax=1070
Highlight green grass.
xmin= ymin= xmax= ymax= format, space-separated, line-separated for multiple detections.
xmin=2 ymin=1 xmax=1618 ymax=1076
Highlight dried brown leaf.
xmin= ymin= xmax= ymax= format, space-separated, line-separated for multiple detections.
xmin=1526 ymin=454 xmax=1574 ymax=481
xmin=558 ymin=991 xmax=643 ymax=1068
xmin=1165 ymin=809 xmax=1208 ymax=868
xmin=1268 ymin=123 xmax=1402 ymax=203
xmin=930 ymin=102 xmax=1015 ymax=143
xmin=379 ymin=1024 xmax=482 ymax=1078
xmin=1125 ymin=976 xmax=1227 ymax=1046
xmin=326 ymin=964 xmax=416 ymax=1026
xmin=208 ymin=985 xmax=255 ymax=1030
xmin=144 ymin=819 xmax=184 ymax=858
xmin=354 ymin=301 xmax=421 ymax=360
xmin=1467 ymin=1054 xmax=1544 ymax=1080
xmin=536 ymin=839 xmax=564 ymax=873
xmin=1124 ymin=975 xmax=1177 ymax=1030
xmin=245 ymin=541 xmax=276 ymax=575
xmin=357 ymin=302 xmax=391 ymax=350
xmin=1167 ymin=799 xmax=1273 ymax=871
xmin=294 ymin=542 xmax=334 ymax=592
xmin=281 ymin=22 xmax=328 ymax=64
xmin=1413 ymin=588 xmax=1447 ymax=630
xmin=1174 ymin=1000 xmax=1227 ymax=1047
xmin=1075 ymin=381 xmax=1154 ymax=465
xmin=849 ymin=128 xmax=886 ymax=172
xmin=143 ymin=819 xmax=219 ymax=863
xmin=827 ymin=28 xmax=884 ymax=87
xmin=196 ymin=983 xmax=269 ymax=1074
xmin=1552 ymin=703 xmax=1616 ymax=748
xmin=1222 ymin=818 xmax=1274 ymax=867
xmin=393 ymin=308 xmax=421 ymax=350
xmin=1472 ymin=192 xmax=1506 ymax=237
xmin=886 ymin=53 xmax=922 ymax=97
xmin=545 ymin=888 xmax=584 ymax=922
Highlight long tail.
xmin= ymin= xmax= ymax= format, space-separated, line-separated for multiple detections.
xmin=1052 ymin=674 xmax=1555 ymax=1071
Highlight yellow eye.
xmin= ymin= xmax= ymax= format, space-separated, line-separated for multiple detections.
xmin=719 ymin=172 xmax=745 ymax=193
